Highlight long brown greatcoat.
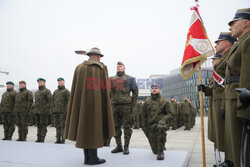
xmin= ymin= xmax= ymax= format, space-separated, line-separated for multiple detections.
xmin=204 ymin=78 xmax=214 ymax=143
xmin=64 ymin=59 xmax=115 ymax=149
xmin=224 ymin=31 xmax=250 ymax=167
xmin=209 ymin=50 xmax=230 ymax=152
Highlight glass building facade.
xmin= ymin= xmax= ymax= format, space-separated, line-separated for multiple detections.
xmin=162 ymin=68 xmax=212 ymax=115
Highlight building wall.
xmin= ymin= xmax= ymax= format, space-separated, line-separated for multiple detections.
xmin=162 ymin=69 xmax=212 ymax=115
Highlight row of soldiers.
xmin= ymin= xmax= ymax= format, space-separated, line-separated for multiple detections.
xmin=0 ymin=77 xmax=70 ymax=143
xmin=132 ymin=96 xmax=197 ymax=131
xmin=197 ymin=8 xmax=250 ymax=167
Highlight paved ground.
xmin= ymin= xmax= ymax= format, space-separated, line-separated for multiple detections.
xmin=0 ymin=117 xmax=222 ymax=167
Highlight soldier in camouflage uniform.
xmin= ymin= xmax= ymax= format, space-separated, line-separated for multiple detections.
xmin=13 ymin=80 xmax=33 ymax=141
xmin=132 ymin=101 xmax=142 ymax=129
xmin=0 ymin=81 xmax=16 ymax=140
xmin=50 ymin=77 xmax=70 ymax=144
xmin=141 ymin=83 xmax=173 ymax=160
xmin=176 ymin=101 xmax=183 ymax=128
xmin=33 ymin=78 xmax=52 ymax=142
xmin=110 ymin=61 xmax=138 ymax=155
xmin=182 ymin=97 xmax=192 ymax=130
xmin=170 ymin=96 xmax=178 ymax=130
xmin=188 ymin=99 xmax=197 ymax=128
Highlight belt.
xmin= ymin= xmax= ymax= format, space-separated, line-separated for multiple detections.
xmin=225 ymin=76 xmax=240 ymax=84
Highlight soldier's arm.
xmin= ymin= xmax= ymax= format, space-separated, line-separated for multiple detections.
xmin=46 ymin=90 xmax=53 ymax=110
xmin=204 ymin=85 xmax=213 ymax=96
xmin=238 ymin=38 xmax=250 ymax=120
xmin=27 ymin=91 xmax=33 ymax=112
xmin=130 ymin=77 xmax=138 ymax=106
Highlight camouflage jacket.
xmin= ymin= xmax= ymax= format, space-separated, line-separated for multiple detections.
xmin=33 ymin=86 xmax=52 ymax=114
xmin=50 ymin=86 xmax=70 ymax=114
xmin=110 ymin=71 xmax=138 ymax=106
xmin=142 ymin=94 xmax=173 ymax=130
xmin=170 ymin=101 xmax=178 ymax=116
xmin=13 ymin=88 xmax=33 ymax=113
xmin=181 ymin=100 xmax=192 ymax=115
xmin=0 ymin=88 xmax=16 ymax=113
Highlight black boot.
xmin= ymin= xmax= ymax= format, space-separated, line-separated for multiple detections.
xmin=123 ymin=146 xmax=129 ymax=155
xmin=157 ymin=151 xmax=164 ymax=160
xmin=83 ymin=149 xmax=89 ymax=164
xmin=88 ymin=149 xmax=106 ymax=165
xmin=55 ymin=136 xmax=60 ymax=144
xmin=111 ymin=145 xmax=123 ymax=153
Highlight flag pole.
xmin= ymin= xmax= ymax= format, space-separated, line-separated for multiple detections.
xmin=199 ymin=64 xmax=206 ymax=167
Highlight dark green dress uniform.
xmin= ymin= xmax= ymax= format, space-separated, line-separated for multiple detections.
xmin=0 ymin=87 xmax=16 ymax=140
xmin=110 ymin=70 xmax=138 ymax=152
xmin=182 ymin=99 xmax=192 ymax=130
xmin=224 ymin=31 xmax=250 ymax=167
xmin=50 ymin=85 xmax=70 ymax=143
xmin=170 ymin=100 xmax=178 ymax=130
xmin=33 ymin=85 xmax=52 ymax=142
xmin=13 ymin=87 xmax=33 ymax=141
xmin=142 ymin=93 xmax=173 ymax=158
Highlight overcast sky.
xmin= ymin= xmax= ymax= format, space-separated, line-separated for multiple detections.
xmin=0 ymin=0 xmax=249 ymax=91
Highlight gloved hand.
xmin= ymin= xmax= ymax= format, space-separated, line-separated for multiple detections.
xmin=236 ymin=88 xmax=250 ymax=110
xmin=221 ymin=110 xmax=225 ymax=120
xmin=197 ymin=84 xmax=205 ymax=92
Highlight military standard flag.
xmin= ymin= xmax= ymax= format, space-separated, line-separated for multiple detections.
xmin=181 ymin=5 xmax=215 ymax=79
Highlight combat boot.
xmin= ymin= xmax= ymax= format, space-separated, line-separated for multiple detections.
xmin=83 ymin=149 xmax=89 ymax=164
xmin=123 ymin=146 xmax=129 ymax=155
xmin=88 ymin=149 xmax=106 ymax=165
xmin=55 ymin=136 xmax=60 ymax=144
xmin=157 ymin=151 xmax=164 ymax=160
xmin=111 ymin=145 xmax=123 ymax=153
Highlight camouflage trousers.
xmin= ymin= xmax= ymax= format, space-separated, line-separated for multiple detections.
xmin=52 ymin=113 xmax=66 ymax=141
xmin=16 ymin=112 xmax=29 ymax=140
xmin=144 ymin=126 xmax=167 ymax=154
xmin=172 ymin=114 xmax=178 ymax=130
xmin=112 ymin=104 xmax=133 ymax=147
xmin=34 ymin=114 xmax=49 ymax=140
xmin=2 ymin=112 xmax=15 ymax=139
xmin=0 ymin=112 xmax=3 ymax=124
xmin=184 ymin=113 xmax=191 ymax=130
xmin=133 ymin=111 xmax=141 ymax=128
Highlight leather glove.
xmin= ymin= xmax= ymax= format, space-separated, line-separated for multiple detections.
xmin=236 ymin=88 xmax=250 ymax=110
xmin=197 ymin=84 xmax=205 ymax=92
xmin=221 ymin=110 xmax=225 ymax=120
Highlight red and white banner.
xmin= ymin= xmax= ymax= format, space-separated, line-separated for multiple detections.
xmin=212 ymin=69 xmax=225 ymax=88
xmin=181 ymin=5 xmax=214 ymax=80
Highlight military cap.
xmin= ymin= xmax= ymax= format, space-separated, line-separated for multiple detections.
xmin=215 ymin=32 xmax=237 ymax=44
xmin=6 ymin=81 xmax=14 ymax=85
xmin=117 ymin=61 xmax=125 ymax=66
xmin=228 ymin=8 xmax=250 ymax=26
xmin=170 ymin=96 xmax=175 ymax=99
xmin=57 ymin=77 xmax=64 ymax=81
xmin=37 ymin=78 xmax=46 ymax=82
xmin=211 ymin=53 xmax=222 ymax=59
xmin=19 ymin=80 xmax=26 ymax=84
xmin=151 ymin=83 xmax=161 ymax=89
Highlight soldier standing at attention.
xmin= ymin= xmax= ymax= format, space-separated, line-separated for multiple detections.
xmin=224 ymin=8 xmax=250 ymax=167
xmin=170 ymin=96 xmax=178 ymax=130
xmin=13 ymin=80 xmax=33 ymax=141
xmin=0 ymin=81 xmax=16 ymax=140
xmin=199 ymin=32 xmax=236 ymax=166
xmin=50 ymin=77 xmax=70 ymax=144
xmin=110 ymin=61 xmax=138 ymax=155
xmin=33 ymin=78 xmax=52 ymax=142
xmin=176 ymin=101 xmax=183 ymax=128
xmin=64 ymin=47 xmax=115 ymax=165
xmin=182 ymin=97 xmax=192 ymax=130
xmin=141 ymin=83 xmax=173 ymax=160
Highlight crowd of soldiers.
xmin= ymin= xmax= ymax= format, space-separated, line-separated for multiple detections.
xmin=0 ymin=77 xmax=70 ymax=144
